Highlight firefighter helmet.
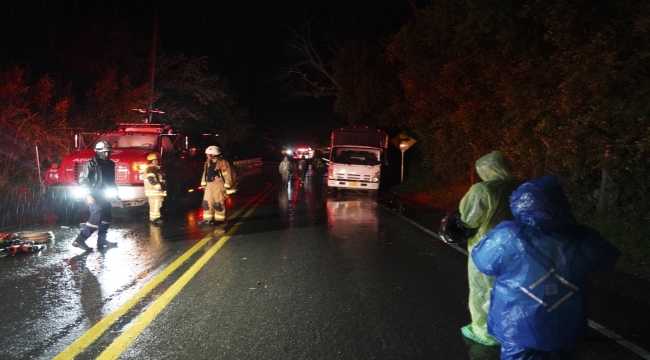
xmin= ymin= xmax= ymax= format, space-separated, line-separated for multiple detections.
xmin=439 ymin=209 xmax=477 ymax=245
xmin=94 ymin=141 xmax=112 ymax=160
xmin=147 ymin=152 xmax=161 ymax=162
xmin=94 ymin=141 xmax=112 ymax=152
xmin=205 ymin=146 xmax=221 ymax=155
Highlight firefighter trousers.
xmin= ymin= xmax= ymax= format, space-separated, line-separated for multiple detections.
xmin=203 ymin=181 xmax=226 ymax=221
xmin=74 ymin=198 xmax=112 ymax=244
xmin=148 ymin=195 xmax=165 ymax=221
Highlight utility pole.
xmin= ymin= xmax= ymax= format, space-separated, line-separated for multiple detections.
xmin=148 ymin=16 xmax=158 ymax=123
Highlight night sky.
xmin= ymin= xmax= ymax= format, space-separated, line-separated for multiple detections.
xmin=1 ymin=0 xmax=416 ymax=138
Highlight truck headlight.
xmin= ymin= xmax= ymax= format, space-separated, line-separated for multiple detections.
xmin=105 ymin=189 xmax=118 ymax=199
xmin=372 ymin=172 xmax=380 ymax=182
xmin=71 ymin=187 xmax=89 ymax=198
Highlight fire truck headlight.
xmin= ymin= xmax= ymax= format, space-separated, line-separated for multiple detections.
xmin=138 ymin=173 xmax=145 ymax=181
xmin=104 ymin=189 xmax=118 ymax=199
xmin=133 ymin=162 xmax=148 ymax=171
xmin=71 ymin=187 xmax=89 ymax=198
xmin=48 ymin=172 xmax=59 ymax=180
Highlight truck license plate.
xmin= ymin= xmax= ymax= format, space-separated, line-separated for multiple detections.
xmin=349 ymin=182 xmax=358 ymax=186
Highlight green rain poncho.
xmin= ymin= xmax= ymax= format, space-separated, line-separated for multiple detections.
xmin=459 ymin=151 xmax=521 ymax=346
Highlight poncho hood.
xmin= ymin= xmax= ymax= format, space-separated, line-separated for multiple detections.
xmin=475 ymin=151 xmax=514 ymax=182
xmin=510 ymin=175 xmax=576 ymax=226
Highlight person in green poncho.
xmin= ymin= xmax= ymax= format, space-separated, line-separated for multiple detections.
xmin=459 ymin=151 xmax=521 ymax=346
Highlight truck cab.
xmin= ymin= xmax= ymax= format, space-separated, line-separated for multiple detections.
xmin=44 ymin=123 xmax=199 ymax=210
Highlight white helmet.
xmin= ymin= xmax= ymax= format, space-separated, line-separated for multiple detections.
xmin=94 ymin=141 xmax=112 ymax=152
xmin=205 ymin=146 xmax=221 ymax=155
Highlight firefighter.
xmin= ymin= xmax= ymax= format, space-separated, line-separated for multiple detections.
xmin=459 ymin=150 xmax=521 ymax=346
xmin=279 ymin=156 xmax=292 ymax=186
xmin=144 ymin=152 xmax=166 ymax=225
xmin=199 ymin=146 xmax=231 ymax=225
xmin=298 ymin=155 xmax=308 ymax=185
xmin=72 ymin=141 xmax=119 ymax=251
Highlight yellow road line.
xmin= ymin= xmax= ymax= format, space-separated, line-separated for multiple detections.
xmin=53 ymin=184 xmax=273 ymax=359
xmin=97 ymin=190 xmax=270 ymax=359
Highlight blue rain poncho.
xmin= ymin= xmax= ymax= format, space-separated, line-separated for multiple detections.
xmin=471 ymin=176 xmax=619 ymax=351
xmin=459 ymin=151 xmax=521 ymax=345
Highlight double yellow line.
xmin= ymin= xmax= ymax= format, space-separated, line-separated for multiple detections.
xmin=55 ymin=184 xmax=275 ymax=359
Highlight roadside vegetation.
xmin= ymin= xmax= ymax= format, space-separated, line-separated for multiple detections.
xmin=0 ymin=27 xmax=254 ymax=212
xmin=281 ymin=0 xmax=650 ymax=275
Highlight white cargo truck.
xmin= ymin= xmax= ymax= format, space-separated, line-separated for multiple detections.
xmin=327 ymin=125 xmax=388 ymax=194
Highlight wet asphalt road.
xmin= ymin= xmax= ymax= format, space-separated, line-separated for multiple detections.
xmin=1 ymin=163 xmax=649 ymax=359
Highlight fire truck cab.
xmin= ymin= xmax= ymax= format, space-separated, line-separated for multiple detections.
xmin=44 ymin=123 xmax=200 ymax=210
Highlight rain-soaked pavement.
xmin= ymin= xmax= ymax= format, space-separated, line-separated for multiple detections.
xmin=1 ymin=163 xmax=650 ymax=359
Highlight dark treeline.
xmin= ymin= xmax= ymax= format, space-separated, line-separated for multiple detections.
xmin=283 ymin=0 xmax=650 ymax=258
xmin=322 ymin=0 xmax=650 ymax=219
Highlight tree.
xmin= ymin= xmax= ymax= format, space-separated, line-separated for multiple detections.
xmin=332 ymin=39 xmax=408 ymax=128
xmin=278 ymin=20 xmax=341 ymax=99
xmin=0 ymin=66 xmax=74 ymax=192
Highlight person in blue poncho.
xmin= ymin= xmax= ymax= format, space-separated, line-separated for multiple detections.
xmin=471 ymin=176 xmax=619 ymax=359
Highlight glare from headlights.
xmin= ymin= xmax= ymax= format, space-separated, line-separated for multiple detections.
xmin=72 ymin=187 xmax=89 ymax=198
xmin=105 ymin=189 xmax=118 ymax=198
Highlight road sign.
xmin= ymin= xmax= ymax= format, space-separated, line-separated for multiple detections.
xmin=390 ymin=133 xmax=417 ymax=183
xmin=391 ymin=133 xmax=417 ymax=152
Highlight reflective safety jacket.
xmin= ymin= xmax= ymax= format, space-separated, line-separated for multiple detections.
xmin=471 ymin=176 xmax=619 ymax=351
xmin=201 ymin=157 xmax=232 ymax=187
xmin=144 ymin=164 xmax=166 ymax=197
xmin=279 ymin=158 xmax=292 ymax=173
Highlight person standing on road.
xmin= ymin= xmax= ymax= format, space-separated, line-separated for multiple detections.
xmin=472 ymin=176 xmax=619 ymax=359
xmin=459 ymin=150 xmax=521 ymax=346
xmin=298 ymin=155 xmax=307 ymax=185
xmin=279 ymin=156 xmax=292 ymax=186
xmin=314 ymin=158 xmax=327 ymax=178
xmin=72 ymin=141 xmax=118 ymax=251
xmin=199 ymin=146 xmax=231 ymax=225
xmin=144 ymin=152 xmax=166 ymax=225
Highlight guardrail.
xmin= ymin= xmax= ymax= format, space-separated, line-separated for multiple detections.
xmin=233 ymin=158 xmax=262 ymax=168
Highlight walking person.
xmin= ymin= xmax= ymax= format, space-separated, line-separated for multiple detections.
xmin=144 ymin=152 xmax=166 ymax=225
xmin=71 ymin=141 xmax=118 ymax=251
xmin=472 ymin=176 xmax=619 ymax=359
xmin=199 ymin=146 xmax=231 ymax=225
xmin=298 ymin=155 xmax=307 ymax=185
xmin=459 ymin=150 xmax=522 ymax=346
xmin=279 ymin=156 xmax=292 ymax=186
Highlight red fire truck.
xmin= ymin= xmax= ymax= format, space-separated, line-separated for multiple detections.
xmin=44 ymin=119 xmax=201 ymax=214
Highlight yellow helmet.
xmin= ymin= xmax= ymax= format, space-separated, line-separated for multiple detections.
xmin=147 ymin=152 xmax=161 ymax=162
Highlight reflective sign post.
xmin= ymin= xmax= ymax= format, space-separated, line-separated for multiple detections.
xmin=391 ymin=134 xmax=417 ymax=183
